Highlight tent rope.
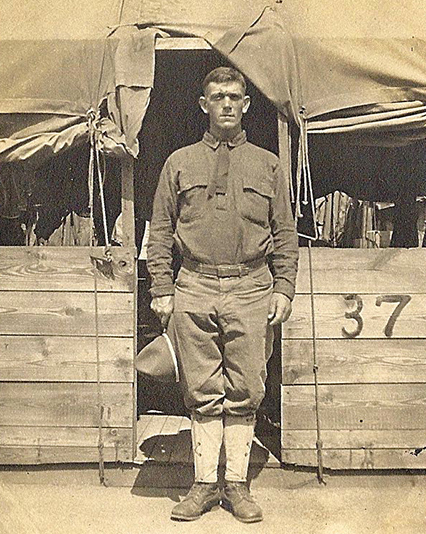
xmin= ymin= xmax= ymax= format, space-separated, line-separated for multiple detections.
xmin=295 ymin=110 xmax=319 ymax=240
xmin=308 ymin=240 xmax=326 ymax=485
xmin=92 ymin=261 xmax=107 ymax=486
xmin=87 ymin=109 xmax=96 ymax=245
xmin=117 ymin=0 xmax=126 ymax=24
xmin=87 ymin=108 xmax=112 ymax=248
xmin=87 ymin=108 xmax=114 ymax=486
xmin=295 ymin=127 xmax=303 ymax=219
xmin=95 ymin=148 xmax=111 ymax=248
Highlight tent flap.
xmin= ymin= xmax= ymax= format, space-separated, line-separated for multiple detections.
xmin=209 ymin=7 xmax=300 ymax=121
xmin=2 ymin=0 xmax=426 ymax=162
xmin=0 ymin=26 xmax=163 ymax=162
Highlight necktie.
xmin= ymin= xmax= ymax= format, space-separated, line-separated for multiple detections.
xmin=207 ymin=142 xmax=229 ymax=198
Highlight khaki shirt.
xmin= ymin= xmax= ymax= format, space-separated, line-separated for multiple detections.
xmin=147 ymin=131 xmax=299 ymax=299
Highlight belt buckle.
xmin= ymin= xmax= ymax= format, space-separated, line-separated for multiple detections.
xmin=217 ymin=265 xmax=230 ymax=277
xmin=240 ymin=265 xmax=250 ymax=276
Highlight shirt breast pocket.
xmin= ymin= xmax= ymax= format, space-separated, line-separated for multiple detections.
xmin=177 ymin=173 xmax=208 ymax=223
xmin=241 ymin=177 xmax=274 ymax=228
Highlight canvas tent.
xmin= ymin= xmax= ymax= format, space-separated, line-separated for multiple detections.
xmin=2 ymin=1 xmax=426 ymax=471
xmin=2 ymin=0 xmax=426 ymax=217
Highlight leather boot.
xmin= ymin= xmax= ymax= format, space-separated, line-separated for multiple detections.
xmin=171 ymin=482 xmax=221 ymax=521
xmin=222 ymin=481 xmax=263 ymax=523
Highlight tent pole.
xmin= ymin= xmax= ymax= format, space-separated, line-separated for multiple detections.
xmin=278 ymin=113 xmax=292 ymax=196
xmin=120 ymin=154 xmax=138 ymax=461
xmin=121 ymin=155 xmax=135 ymax=247
xmin=277 ymin=113 xmax=292 ymax=466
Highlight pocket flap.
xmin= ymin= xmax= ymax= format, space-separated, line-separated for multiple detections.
xmin=242 ymin=176 xmax=274 ymax=198
xmin=178 ymin=172 xmax=208 ymax=194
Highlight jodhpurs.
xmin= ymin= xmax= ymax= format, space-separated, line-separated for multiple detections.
xmin=173 ymin=264 xmax=274 ymax=416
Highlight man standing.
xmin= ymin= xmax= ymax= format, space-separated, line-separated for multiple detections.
xmin=147 ymin=67 xmax=298 ymax=523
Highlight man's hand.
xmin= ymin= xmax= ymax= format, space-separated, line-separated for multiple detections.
xmin=268 ymin=293 xmax=292 ymax=326
xmin=151 ymin=295 xmax=174 ymax=328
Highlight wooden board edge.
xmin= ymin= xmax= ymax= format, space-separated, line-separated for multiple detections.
xmin=0 ymin=446 xmax=133 ymax=465
xmin=281 ymin=448 xmax=426 ymax=470
xmin=155 ymin=37 xmax=211 ymax=50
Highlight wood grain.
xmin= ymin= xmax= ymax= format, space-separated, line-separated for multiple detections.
xmin=136 ymin=414 xmax=169 ymax=463
xmin=0 ymin=292 xmax=133 ymax=336
xmin=281 ymin=384 xmax=426 ymax=431
xmin=0 ymin=383 xmax=133 ymax=428
xmin=152 ymin=415 xmax=186 ymax=464
xmin=169 ymin=417 xmax=192 ymax=464
xmin=121 ymin=157 xmax=135 ymax=248
xmin=281 ymin=448 xmax=426 ymax=470
xmin=0 ymin=445 xmax=133 ymax=465
xmin=155 ymin=37 xmax=211 ymax=50
xmin=295 ymin=248 xmax=426 ymax=294
xmin=0 ymin=247 xmax=134 ymax=292
xmin=282 ymin=248 xmax=426 ymax=469
xmin=0 ymin=336 xmax=133 ymax=382
xmin=0 ymin=426 xmax=132 ymax=448
xmin=282 ymin=339 xmax=426 ymax=385
xmin=284 ymin=293 xmax=426 ymax=339
xmin=282 ymin=429 xmax=426 ymax=449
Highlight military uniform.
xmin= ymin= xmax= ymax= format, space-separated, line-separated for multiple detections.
xmin=147 ymin=129 xmax=298 ymax=494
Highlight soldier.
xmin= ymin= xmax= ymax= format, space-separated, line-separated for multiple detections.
xmin=147 ymin=66 xmax=298 ymax=523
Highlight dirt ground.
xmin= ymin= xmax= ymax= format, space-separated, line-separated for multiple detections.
xmin=1 ymin=464 xmax=426 ymax=534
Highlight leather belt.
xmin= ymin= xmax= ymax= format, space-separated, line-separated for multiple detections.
xmin=182 ymin=257 xmax=266 ymax=278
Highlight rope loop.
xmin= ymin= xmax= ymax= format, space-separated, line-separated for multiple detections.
xmin=86 ymin=107 xmax=111 ymax=248
xmin=295 ymin=109 xmax=319 ymax=240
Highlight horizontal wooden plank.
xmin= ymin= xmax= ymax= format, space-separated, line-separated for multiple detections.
xmin=0 ymin=383 xmax=133 ymax=428
xmin=151 ymin=415 xmax=188 ymax=464
xmin=0 ymin=292 xmax=133 ymax=336
xmin=281 ymin=384 xmax=426 ymax=431
xmin=135 ymin=415 xmax=277 ymax=466
xmin=0 ymin=336 xmax=133 ymax=382
xmin=282 ymin=429 xmax=426 ymax=450
xmin=0 ymin=445 xmax=132 ymax=465
xmin=155 ymin=37 xmax=211 ymax=50
xmin=295 ymin=248 xmax=426 ymax=294
xmin=169 ymin=417 xmax=192 ymax=464
xmin=284 ymin=293 xmax=426 ymax=339
xmin=136 ymin=414 xmax=169 ymax=463
xmin=282 ymin=339 xmax=426 ymax=384
xmin=281 ymin=449 xmax=426 ymax=470
xmin=0 ymin=426 xmax=132 ymax=448
xmin=0 ymin=247 xmax=135 ymax=292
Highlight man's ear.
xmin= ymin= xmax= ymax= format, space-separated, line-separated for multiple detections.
xmin=242 ymin=95 xmax=251 ymax=114
xmin=199 ymin=96 xmax=208 ymax=114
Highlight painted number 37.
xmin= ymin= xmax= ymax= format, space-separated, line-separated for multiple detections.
xmin=342 ymin=294 xmax=412 ymax=339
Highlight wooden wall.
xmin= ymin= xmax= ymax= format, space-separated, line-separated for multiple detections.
xmin=0 ymin=247 xmax=136 ymax=464
xmin=282 ymin=248 xmax=426 ymax=469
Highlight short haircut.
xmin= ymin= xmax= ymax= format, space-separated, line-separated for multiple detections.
xmin=202 ymin=67 xmax=246 ymax=94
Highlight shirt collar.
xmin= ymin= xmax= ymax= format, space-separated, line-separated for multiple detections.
xmin=202 ymin=130 xmax=247 ymax=150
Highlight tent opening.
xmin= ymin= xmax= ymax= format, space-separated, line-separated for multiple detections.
xmin=135 ymin=47 xmax=283 ymax=462
xmin=303 ymin=132 xmax=426 ymax=248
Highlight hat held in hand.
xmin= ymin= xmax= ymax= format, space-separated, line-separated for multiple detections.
xmin=135 ymin=315 xmax=179 ymax=383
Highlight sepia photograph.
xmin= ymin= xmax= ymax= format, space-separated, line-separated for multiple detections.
xmin=1 ymin=1 xmax=426 ymax=532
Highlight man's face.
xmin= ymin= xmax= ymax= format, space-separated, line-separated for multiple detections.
xmin=199 ymin=80 xmax=250 ymax=138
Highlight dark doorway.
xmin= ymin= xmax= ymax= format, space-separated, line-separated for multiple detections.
xmin=135 ymin=49 xmax=282 ymax=456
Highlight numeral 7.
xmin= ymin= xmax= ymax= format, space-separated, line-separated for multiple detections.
xmin=375 ymin=295 xmax=412 ymax=338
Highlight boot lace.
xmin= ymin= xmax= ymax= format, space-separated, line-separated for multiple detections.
xmin=187 ymin=483 xmax=217 ymax=503
xmin=227 ymin=483 xmax=255 ymax=503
